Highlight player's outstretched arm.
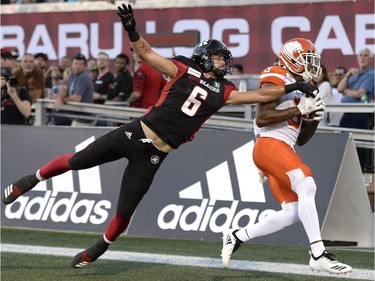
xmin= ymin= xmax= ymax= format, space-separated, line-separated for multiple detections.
xmin=226 ymin=82 xmax=319 ymax=105
xmin=117 ymin=4 xmax=178 ymax=79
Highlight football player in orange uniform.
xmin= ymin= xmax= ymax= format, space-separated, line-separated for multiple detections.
xmin=221 ymin=38 xmax=352 ymax=275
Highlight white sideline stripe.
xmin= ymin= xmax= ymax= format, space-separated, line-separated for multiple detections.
xmin=1 ymin=243 xmax=373 ymax=280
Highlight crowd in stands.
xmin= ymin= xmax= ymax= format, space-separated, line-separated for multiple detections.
xmin=1 ymin=47 xmax=374 ymax=170
xmin=1 ymin=47 xmax=165 ymax=127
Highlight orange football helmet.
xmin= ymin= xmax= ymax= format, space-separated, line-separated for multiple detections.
xmin=279 ymin=38 xmax=322 ymax=82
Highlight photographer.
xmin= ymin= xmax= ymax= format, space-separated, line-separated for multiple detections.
xmin=1 ymin=67 xmax=32 ymax=125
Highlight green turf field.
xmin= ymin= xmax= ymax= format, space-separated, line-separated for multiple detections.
xmin=1 ymin=228 xmax=374 ymax=281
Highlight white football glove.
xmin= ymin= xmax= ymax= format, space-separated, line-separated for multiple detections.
xmin=312 ymin=110 xmax=324 ymax=122
xmin=297 ymin=95 xmax=315 ymax=115
xmin=297 ymin=95 xmax=326 ymax=115
xmin=313 ymin=97 xmax=326 ymax=121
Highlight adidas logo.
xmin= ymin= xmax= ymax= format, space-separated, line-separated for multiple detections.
xmin=4 ymin=136 xmax=112 ymax=224
xmin=125 ymin=131 xmax=132 ymax=139
xmin=3 ymin=184 xmax=14 ymax=199
xmin=330 ymin=265 xmax=348 ymax=271
xmin=157 ymin=141 xmax=276 ymax=233
xmin=226 ymin=237 xmax=233 ymax=245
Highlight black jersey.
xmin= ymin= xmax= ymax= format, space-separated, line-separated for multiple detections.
xmin=141 ymin=56 xmax=236 ymax=149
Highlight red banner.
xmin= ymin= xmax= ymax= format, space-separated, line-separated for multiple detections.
xmin=1 ymin=1 xmax=374 ymax=74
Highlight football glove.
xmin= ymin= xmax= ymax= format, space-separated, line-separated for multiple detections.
xmin=284 ymin=81 xmax=319 ymax=98
xmin=117 ymin=4 xmax=140 ymax=42
xmin=297 ymin=95 xmax=325 ymax=115
xmin=312 ymin=110 xmax=325 ymax=122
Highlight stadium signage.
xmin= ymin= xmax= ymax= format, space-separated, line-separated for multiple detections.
xmin=156 ymin=141 xmax=276 ymax=233
xmin=1 ymin=125 xmax=373 ymax=246
xmin=2 ymin=134 xmax=115 ymax=231
xmin=157 ymin=199 xmax=275 ymax=233
xmin=4 ymin=191 xmax=111 ymax=224
xmin=1 ymin=1 xmax=372 ymax=73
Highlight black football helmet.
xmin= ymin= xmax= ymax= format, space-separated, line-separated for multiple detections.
xmin=192 ymin=39 xmax=233 ymax=79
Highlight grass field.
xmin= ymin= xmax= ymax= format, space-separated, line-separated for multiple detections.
xmin=1 ymin=227 xmax=374 ymax=281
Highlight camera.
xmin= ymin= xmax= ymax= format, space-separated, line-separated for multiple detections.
xmin=8 ymin=77 xmax=18 ymax=87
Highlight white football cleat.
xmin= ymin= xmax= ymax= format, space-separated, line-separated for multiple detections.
xmin=309 ymin=251 xmax=352 ymax=274
xmin=221 ymin=229 xmax=243 ymax=268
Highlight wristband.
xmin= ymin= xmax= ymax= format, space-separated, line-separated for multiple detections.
xmin=284 ymin=82 xmax=298 ymax=94
xmin=128 ymin=30 xmax=140 ymax=42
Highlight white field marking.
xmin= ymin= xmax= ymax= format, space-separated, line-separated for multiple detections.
xmin=1 ymin=243 xmax=374 ymax=280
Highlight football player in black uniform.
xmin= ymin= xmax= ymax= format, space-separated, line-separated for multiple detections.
xmin=2 ymin=4 xmax=321 ymax=268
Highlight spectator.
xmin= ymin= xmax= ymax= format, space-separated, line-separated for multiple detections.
xmin=107 ymin=53 xmax=132 ymax=102
xmin=232 ymin=64 xmax=244 ymax=75
xmin=45 ymin=55 xmax=68 ymax=89
xmin=228 ymin=63 xmax=247 ymax=92
xmin=54 ymin=53 xmax=95 ymax=127
xmin=326 ymin=66 xmax=347 ymax=127
xmin=13 ymin=53 xmax=44 ymax=101
xmin=1 ymin=49 xmax=17 ymax=71
xmin=313 ymin=65 xmax=332 ymax=126
xmin=331 ymin=66 xmax=347 ymax=88
xmin=46 ymin=64 xmax=63 ymax=99
xmin=87 ymin=58 xmax=97 ymax=71
xmin=44 ymin=64 xmax=61 ymax=96
xmin=89 ymin=67 xmax=99 ymax=83
xmin=338 ymin=48 xmax=374 ymax=171
xmin=313 ymin=65 xmax=331 ymax=103
xmin=58 ymin=56 xmax=72 ymax=73
xmin=93 ymin=52 xmax=114 ymax=104
xmin=128 ymin=48 xmax=166 ymax=108
xmin=50 ymin=67 xmax=73 ymax=126
xmin=1 ymin=67 xmax=32 ymax=125
xmin=34 ymin=52 xmax=49 ymax=75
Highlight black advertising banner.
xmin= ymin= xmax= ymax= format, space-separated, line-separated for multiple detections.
xmin=1 ymin=125 xmax=349 ymax=246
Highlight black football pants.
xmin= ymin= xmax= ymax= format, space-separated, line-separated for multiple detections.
xmin=68 ymin=118 xmax=168 ymax=219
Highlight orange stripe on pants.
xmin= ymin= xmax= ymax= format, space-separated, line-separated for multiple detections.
xmin=253 ymin=137 xmax=312 ymax=204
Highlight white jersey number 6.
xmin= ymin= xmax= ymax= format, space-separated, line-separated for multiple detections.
xmin=181 ymin=86 xmax=208 ymax=117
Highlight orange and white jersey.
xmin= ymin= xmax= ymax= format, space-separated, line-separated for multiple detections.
xmin=253 ymin=66 xmax=302 ymax=147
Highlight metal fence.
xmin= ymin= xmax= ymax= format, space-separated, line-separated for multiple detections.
xmin=33 ymin=99 xmax=374 ymax=149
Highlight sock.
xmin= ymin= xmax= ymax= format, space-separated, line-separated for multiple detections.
xmin=311 ymin=241 xmax=326 ymax=257
xmin=236 ymin=201 xmax=299 ymax=242
xmin=104 ymin=211 xmax=131 ymax=242
xmin=39 ymin=153 xmax=74 ymax=179
xmin=293 ymin=176 xmax=325 ymax=251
